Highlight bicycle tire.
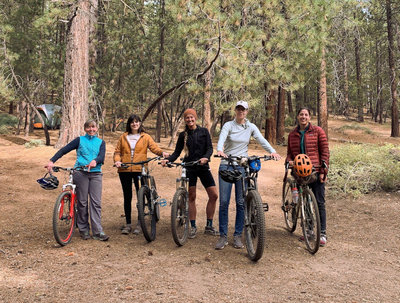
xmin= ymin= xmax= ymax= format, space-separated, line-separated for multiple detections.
xmin=244 ymin=190 xmax=266 ymax=261
xmin=301 ymin=187 xmax=321 ymax=254
xmin=137 ymin=186 xmax=156 ymax=242
xmin=282 ymin=179 xmax=298 ymax=232
xmin=171 ymin=188 xmax=189 ymax=246
xmin=52 ymin=191 xmax=75 ymax=246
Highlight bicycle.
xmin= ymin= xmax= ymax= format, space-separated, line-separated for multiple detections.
xmin=281 ymin=162 xmax=326 ymax=254
xmin=51 ymin=165 xmax=85 ymax=246
xmin=163 ymin=160 xmax=200 ymax=246
xmin=119 ymin=157 xmax=166 ymax=242
xmin=216 ymin=155 xmax=272 ymax=261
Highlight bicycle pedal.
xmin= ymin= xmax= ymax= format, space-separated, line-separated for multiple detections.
xmin=262 ymin=203 xmax=269 ymax=212
xmin=158 ymin=198 xmax=167 ymax=207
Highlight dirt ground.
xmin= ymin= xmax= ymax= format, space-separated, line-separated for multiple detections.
xmin=0 ymin=117 xmax=399 ymax=303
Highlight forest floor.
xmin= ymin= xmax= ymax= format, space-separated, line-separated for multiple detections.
xmin=0 ymin=116 xmax=399 ymax=303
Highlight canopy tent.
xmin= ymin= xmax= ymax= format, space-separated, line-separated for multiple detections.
xmin=33 ymin=104 xmax=62 ymax=129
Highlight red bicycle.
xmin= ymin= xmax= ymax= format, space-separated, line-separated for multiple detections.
xmin=51 ymin=166 xmax=85 ymax=246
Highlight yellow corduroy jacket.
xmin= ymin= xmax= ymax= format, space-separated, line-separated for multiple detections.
xmin=113 ymin=132 xmax=163 ymax=173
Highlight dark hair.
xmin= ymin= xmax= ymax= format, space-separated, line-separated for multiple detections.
xmin=297 ymin=107 xmax=311 ymax=116
xmin=126 ymin=114 xmax=145 ymax=133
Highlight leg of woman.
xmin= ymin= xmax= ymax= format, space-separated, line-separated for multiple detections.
xmin=87 ymin=172 xmax=104 ymax=236
xmin=132 ymin=172 xmax=142 ymax=234
xmin=218 ymin=165 xmax=233 ymax=237
xmin=310 ymin=180 xmax=326 ymax=234
xmin=73 ymin=171 xmax=90 ymax=233
xmin=205 ymin=186 xmax=218 ymax=220
xmin=119 ymin=172 xmax=134 ymax=225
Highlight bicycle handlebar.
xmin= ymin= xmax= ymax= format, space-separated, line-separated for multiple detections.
xmin=52 ymin=165 xmax=87 ymax=173
xmin=214 ymin=155 xmax=273 ymax=161
xmin=114 ymin=156 xmax=162 ymax=168
xmin=161 ymin=159 xmax=201 ymax=168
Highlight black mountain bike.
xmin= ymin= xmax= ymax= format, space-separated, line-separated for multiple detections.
xmin=119 ymin=157 xmax=166 ymax=242
xmin=164 ymin=160 xmax=200 ymax=246
xmin=216 ymin=155 xmax=272 ymax=261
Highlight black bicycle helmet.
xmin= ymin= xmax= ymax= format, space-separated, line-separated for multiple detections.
xmin=37 ymin=173 xmax=59 ymax=190
xmin=219 ymin=169 xmax=242 ymax=183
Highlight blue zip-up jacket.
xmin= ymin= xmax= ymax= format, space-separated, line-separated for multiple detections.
xmin=50 ymin=134 xmax=106 ymax=172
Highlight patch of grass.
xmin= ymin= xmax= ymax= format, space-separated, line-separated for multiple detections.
xmin=336 ymin=123 xmax=375 ymax=135
xmin=328 ymin=144 xmax=400 ymax=198
xmin=0 ymin=125 xmax=11 ymax=134
xmin=24 ymin=139 xmax=44 ymax=148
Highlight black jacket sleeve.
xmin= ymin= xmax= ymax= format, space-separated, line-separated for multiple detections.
xmin=94 ymin=140 xmax=106 ymax=164
xmin=167 ymin=132 xmax=185 ymax=162
xmin=203 ymin=128 xmax=213 ymax=160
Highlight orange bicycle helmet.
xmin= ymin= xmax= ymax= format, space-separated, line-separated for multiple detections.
xmin=293 ymin=154 xmax=313 ymax=177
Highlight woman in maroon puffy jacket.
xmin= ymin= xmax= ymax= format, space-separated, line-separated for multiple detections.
xmin=286 ymin=107 xmax=330 ymax=246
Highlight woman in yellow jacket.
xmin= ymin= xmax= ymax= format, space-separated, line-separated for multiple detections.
xmin=114 ymin=114 xmax=168 ymax=235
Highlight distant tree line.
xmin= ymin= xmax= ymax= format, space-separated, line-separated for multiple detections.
xmin=0 ymin=0 xmax=399 ymax=147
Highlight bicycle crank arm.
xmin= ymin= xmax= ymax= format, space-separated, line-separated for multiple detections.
xmin=262 ymin=202 xmax=269 ymax=212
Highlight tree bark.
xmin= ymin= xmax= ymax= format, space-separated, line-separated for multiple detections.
xmin=203 ymin=44 xmax=212 ymax=132
xmin=354 ymin=21 xmax=364 ymax=122
xmin=56 ymin=0 xmax=92 ymax=148
xmin=319 ymin=48 xmax=328 ymax=137
xmin=386 ymin=0 xmax=399 ymax=137
xmin=342 ymin=54 xmax=350 ymax=118
xmin=264 ymin=83 xmax=277 ymax=145
xmin=276 ymin=85 xmax=285 ymax=144
xmin=155 ymin=0 xmax=165 ymax=143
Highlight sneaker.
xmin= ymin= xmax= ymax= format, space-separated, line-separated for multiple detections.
xmin=132 ymin=224 xmax=141 ymax=235
xmin=233 ymin=235 xmax=244 ymax=249
xmin=320 ymin=234 xmax=327 ymax=247
xmin=204 ymin=226 xmax=219 ymax=236
xmin=121 ymin=225 xmax=132 ymax=235
xmin=93 ymin=232 xmax=109 ymax=241
xmin=80 ymin=230 xmax=91 ymax=240
xmin=215 ymin=236 xmax=228 ymax=250
xmin=299 ymin=230 xmax=315 ymax=242
xmin=188 ymin=227 xmax=197 ymax=239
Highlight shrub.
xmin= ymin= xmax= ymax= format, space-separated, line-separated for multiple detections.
xmin=328 ymin=144 xmax=400 ymax=198
xmin=24 ymin=139 xmax=44 ymax=148
xmin=336 ymin=123 xmax=374 ymax=135
xmin=0 ymin=125 xmax=11 ymax=134
xmin=0 ymin=113 xmax=18 ymax=127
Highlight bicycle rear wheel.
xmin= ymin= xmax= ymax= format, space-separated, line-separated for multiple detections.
xmin=171 ymin=188 xmax=189 ymax=246
xmin=244 ymin=190 xmax=266 ymax=261
xmin=282 ymin=179 xmax=298 ymax=232
xmin=53 ymin=191 xmax=75 ymax=246
xmin=301 ymin=187 xmax=321 ymax=254
xmin=137 ymin=186 xmax=156 ymax=242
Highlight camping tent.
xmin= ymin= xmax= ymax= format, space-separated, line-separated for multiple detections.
xmin=33 ymin=104 xmax=62 ymax=129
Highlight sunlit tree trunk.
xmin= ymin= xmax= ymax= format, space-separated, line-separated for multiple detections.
xmin=276 ymin=85 xmax=285 ymax=144
xmin=155 ymin=0 xmax=165 ymax=142
xmin=319 ymin=48 xmax=328 ymax=137
xmin=264 ymin=83 xmax=277 ymax=145
xmin=56 ymin=0 xmax=92 ymax=148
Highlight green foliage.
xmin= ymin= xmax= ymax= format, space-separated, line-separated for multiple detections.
xmin=0 ymin=113 xmax=18 ymax=127
xmin=24 ymin=139 xmax=43 ymax=148
xmin=0 ymin=125 xmax=11 ymax=134
xmin=329 ymin=144 xmax=400 ymax=198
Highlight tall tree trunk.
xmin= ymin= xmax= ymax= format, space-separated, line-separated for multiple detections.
xmin=287 ymin=91 xmax=293 ymax=116
xmin=375 ymin=39 xmax=383 ymax=124
xmin=354 ymin=24 xmax=363 ymax=122
xmin=155 ymin=0 xmax=165 ymax=142
xmin=276 ymin=85 xmax=285 ymax=144
xmin=203 ymin=45 xmax=212 ymax=132
xmin=386 ymin=0 xmax=399 ymax=137
xmin=342 ymin=54 xmax=350 ymax=118
xmin=56 ymin=0 xmax=92 ymax=148
xmin=319 ymin=48 xmax=328 ymax=137
xmin=264 ymin=83 xmax=277 ymax=145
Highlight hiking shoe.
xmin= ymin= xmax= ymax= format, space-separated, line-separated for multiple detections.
xmin=215 ymin=236 xmax=228 ymax=250
xmin=80 ymin=230 xmax=91 ymax=240
xmin=188 ymin=227 xmax=198 ymax=239
xmin=320 ymin=234 xmax=327 ymax=247
xmin=233 ymin=235 xmax=244 ymax=249
xmin=204 ymin=226 xmax=219 ymax=236
xmin=132 ymin=224 xmax=141 ymax=235
xmin=93 ymin=232 xmax=109 ymax=241
xmin=121 ymin=225 xmax=132 ymax=235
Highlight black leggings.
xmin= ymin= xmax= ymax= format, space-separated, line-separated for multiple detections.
xmin=119 ymin=172 xmax=141 ymax=225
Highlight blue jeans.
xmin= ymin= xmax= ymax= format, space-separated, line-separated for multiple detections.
xmin=218 ymin=164 xmax=246 ymax=237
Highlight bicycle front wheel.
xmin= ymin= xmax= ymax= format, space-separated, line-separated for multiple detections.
xmin=137 ymin=186 xmax=156 ymax=242
xmin=244 ymin=190 xmax=266 ymax=262
xmin=171 ymin=188 xmax=189 ymax=246
xmin=282 ymin=179 xmax=298 ymax=232
xmin=53 ymin=191 xmax=75 ymax=246
xmin=301 ymin=187 xmax=321 ymax=254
